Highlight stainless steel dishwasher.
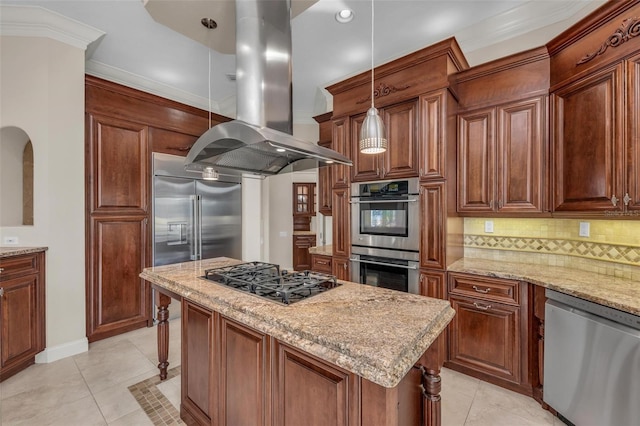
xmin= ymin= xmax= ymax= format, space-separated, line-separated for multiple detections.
xmin=544 ymin=289 xmax=640 ymax=426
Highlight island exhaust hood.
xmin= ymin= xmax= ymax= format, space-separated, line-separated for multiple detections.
xmin=185 ymin=0 xmax=351 ymax=176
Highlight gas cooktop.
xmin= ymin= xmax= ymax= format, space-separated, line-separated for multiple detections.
xmin=203 ymin=261 xmax=340 ymax=305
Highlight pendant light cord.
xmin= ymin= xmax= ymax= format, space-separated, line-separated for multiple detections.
xmin=370 ymin=0 xmax=375 ymax=109
xmin=208 ymin=48 xmax=212 ymax=130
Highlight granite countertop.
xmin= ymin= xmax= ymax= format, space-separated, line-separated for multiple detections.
xmin=292 ymin=230 xmax=316 ymax=236
xmin=0 ymin=246 xmax=48 ymax=258
xmin=141 ymin=257 xmax=454 ymax=388
xmin=309 ymin=245 xmax=332 ymax=256
xmin=448 ymin=258 xmax=640 ymax=316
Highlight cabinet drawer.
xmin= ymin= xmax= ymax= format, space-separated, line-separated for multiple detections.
xmin=0 ymin=254 xmax=39 ymax=281
xmin=448 ymin=273 xmax=519 ymax=305
xmin=311 ymin=255 xmax=333 ymax=274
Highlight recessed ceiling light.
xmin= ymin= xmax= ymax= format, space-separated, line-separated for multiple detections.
xmin=335 ymin=9 xmax=354 ymax=24
xmin=276 ymin=148 xmax=286 ymax=152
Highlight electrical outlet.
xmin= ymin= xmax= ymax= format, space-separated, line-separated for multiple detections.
xmin=579 ymin=222 xmax=590 ymax=237
xmin=3 ymin=236 xmax=19 ymax=245
xmin=484 ymin=221 xmax=494 ymax=233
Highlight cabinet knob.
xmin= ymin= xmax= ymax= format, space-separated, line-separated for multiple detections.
xmin=612 ymin=195 xmax=619 ymax=207
xmin=0 ymin=267 xmax=4 ymax=273
xmin=623 ymin=193 xmax=631 ymax=206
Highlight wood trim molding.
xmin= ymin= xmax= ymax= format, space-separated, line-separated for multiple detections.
xmin=454 ymin=47 xmax=550 ymax=84
xmin=577 ymin=16 xmax=640 ymax=64
xmin=355 ymin=82 xmax=412 ymax=104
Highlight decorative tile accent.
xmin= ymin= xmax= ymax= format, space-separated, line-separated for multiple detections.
xmin=464 ymin=234 xmax=640 ymax=266
xmin=129 ymin=366 xmax=183 ymax=425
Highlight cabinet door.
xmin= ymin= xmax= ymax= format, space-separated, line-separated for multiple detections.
xmin=457 ymin=108 xmax=496 ymax=212
xmin=292 ymin=235 xmax=316 ymax=271
xmin=292 ymin=183 xmax=315 ymax=216
xmin=419 ymin=90 xmax=447 ymax=181
xmin=87 ymin=216 xmax=150 ymax=341
xmin=220 ymin=317 xmax=270 ymax=426
xmin=448 ymin=294 xmax=522 ymax=384
xmin=552 ymin=63 xmax=625 ymax=211
xmin=332 ymin=257 xmax=350 ymax=281
xmin=311 ymin=254 xmax=333 ymax=274
xmin=332 ymin=118 xmax=350 ymax=188
xmin=318 ymin=140 xmax=333 ymax=215
xmin=419 ymin=182 xmax=445 ymax=269
xmin=351 ymin=113 xmax=381 ymax=182
xmin=627 ymin=54 xmax=640 ymax=211
xmin=181 ymin=300 xmax=215 ymax=425
xmin=149 ymin=127 xmax=198 ymax=157
xmin=273 ymin=340 xmax=359 ymax=426
xmin=383 ymin=99 xmax=419 ymax=179
xmin=87 ymin=114 xmax=149 ymax=214
xmin=332 ymin=188 xmax=350 ymax=258
xmin=0 ymin=274 xmax=42 ymax=379
xmin=497 ymin=97 xmax=546 ymax=213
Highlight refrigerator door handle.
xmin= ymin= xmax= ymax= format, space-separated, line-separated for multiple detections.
xmin=190 ymin=195 xmax=198 ymax=260
xmin=197 ymin=196 xmax=203 ymax=260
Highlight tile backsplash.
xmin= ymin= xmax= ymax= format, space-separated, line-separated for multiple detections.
xmin=464 ymin=218 xmax=640 ymax=280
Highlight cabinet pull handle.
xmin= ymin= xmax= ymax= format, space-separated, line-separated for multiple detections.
xmin=377 ymin=167 xmax=380 ymax=175
xmin=0 ymin=267 xmax=4 ymax=273
xmin=420 ymin=168 xmax=423 ymax=176
xmin=0 ymin=287 xmax=4 ymax=297
xmin=343 ymin=263 xmax=347 ymax=270
xmin=473 ymin=302 xmax=492 ymax=311
xmin=472 ymin=285 xmax=491 ymax=294
xmin=623 ymin=193 xmax=631 ymax=206
xmin=317 ymin=260 xmax=329 ymax=265
xmin=612 ymin=195 xmax=619 ymax=207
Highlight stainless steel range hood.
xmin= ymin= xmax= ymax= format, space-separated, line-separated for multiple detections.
xmin=185 ymin=0 xmax=351 ymax=176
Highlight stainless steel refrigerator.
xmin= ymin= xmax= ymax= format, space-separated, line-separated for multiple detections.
xmin=153 ymin=153 xmax=242 ymax=267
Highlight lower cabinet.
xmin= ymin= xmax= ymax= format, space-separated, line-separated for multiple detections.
xmin=292 ymin=234 xmax=316 ymax=271
xmin=311 ymin=254 xmax=333 ymax=274
xmin=181 ymin=299 xmax=429 ymax=426
xmin=332 ymin=256 xmax=350 ymax=281
xmin=0 ymin=251 xmax=46 ymax=382
xmin=446 ymin=272 xmax=531 ymax=395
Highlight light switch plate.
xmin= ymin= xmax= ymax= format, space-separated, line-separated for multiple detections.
xmin=3 ymin=236 xmax=18 ymax=245
xmin=484 ymin=221 xmax=494 ymax=233
xmin=579 ymin=222 xmax=590 ymax=237
xmin=279 ymin=231 xmax=288 ymax=238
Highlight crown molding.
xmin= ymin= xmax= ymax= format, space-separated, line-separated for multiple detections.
xmin=0 ymin=4 xmax=104 ymax=50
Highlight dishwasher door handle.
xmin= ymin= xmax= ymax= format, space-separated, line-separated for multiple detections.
xmin=349 ymin=257 xmax=418 ymax=270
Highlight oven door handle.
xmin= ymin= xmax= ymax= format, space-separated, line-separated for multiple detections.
xmin=350 ymin=257 xmax=418 ymax=270
xmin=349 ymin=198 xmax=418 ymax=204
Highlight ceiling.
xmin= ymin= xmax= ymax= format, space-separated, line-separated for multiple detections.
xmin=2 ymin=0 xmax=606 ymax=123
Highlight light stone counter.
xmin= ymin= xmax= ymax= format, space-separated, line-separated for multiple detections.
xmin=309 ymin=244 xmax=332 ymax=256
xmin=292 ymin=230 xmax=316 ymax=236
xmin=0 ymin=246 xmax=48 ymax=258
xmin=448 ymin=258 xmax=640 ymax=316
xmin=141 ymin=257 xmax=454 ymax=388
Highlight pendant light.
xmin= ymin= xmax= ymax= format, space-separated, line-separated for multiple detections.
xmin=359 ymin=0 xmax=387 ymax=154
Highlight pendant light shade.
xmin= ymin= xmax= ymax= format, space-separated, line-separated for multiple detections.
xmin=359 ymin=0 xmax=387 ymax=154
xmin=360 ymin=107 xmax=387 ymax=154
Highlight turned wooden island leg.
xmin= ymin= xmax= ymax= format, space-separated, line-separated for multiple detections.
xmin=421 ymin=366 xmax=442 ymax=426
xmin=155 ymin=291 xmax=172 ymax=380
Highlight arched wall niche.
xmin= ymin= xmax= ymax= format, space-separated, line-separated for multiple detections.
xmin=0 ymin=126 xmax=34 ymax=226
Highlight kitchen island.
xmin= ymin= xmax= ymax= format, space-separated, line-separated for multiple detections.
xmin=140 ymin=257 xmax=455 ymax=426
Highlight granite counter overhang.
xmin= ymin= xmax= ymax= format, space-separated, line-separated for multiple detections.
xmin=448 ymin=258 xmax=640 ymax=316
xmin=0 ymin=246 xmax=48 ymax=258
xmin=141 ymin=257 xmax=454 ymax=388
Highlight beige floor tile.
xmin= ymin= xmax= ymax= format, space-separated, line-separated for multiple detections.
xmin=441 ymin=367 xmax=482 ymax=398
xmin=3 ymin=394 xmax=106 ymax=426
xmin=465 ymin=403 xmax=552 ymax=426
xmin=0 ymin=357 xmax=82 ymax=400
xmin=442 ymin=385 xmax=474 ymax=426
xmin=156 ymin=375 xmax=181 ymax=410
xmin=92 ymin=370 xmax=158 ymax=423
xmin=473 ymin=380 xmax=554 ymax=425
xmin=107 ymin=408 xmax=155 ymax=426
xmin=74 ymin=338 xmax=157 ymax=394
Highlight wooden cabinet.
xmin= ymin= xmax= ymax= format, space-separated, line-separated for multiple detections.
xmin=547 ymin=2 xmax=640 ymax=213
xmin=292 ymin=183 xmax=316 ymax=217
xmin=292 ymin=234 xmax=316 ymax=271
xmin=331 ymin=188 xmax=350 ymax=259
xmin=331 ymin=117 xmax=350 ymax=188
xmin=150 ymin=127 xmax=198 ymax=157
xmin=419 ymin=90 xmax=454 ymax=181
xmin=351 ymin=99 xmax=419 ymax=182
xmin=446 ymin=273 xmax=531 ymax=395
xmin=531 ymin=284 xmax=546 ymax=406
xmin=273 ymin=340 xmax=359 ymax=426
xmin=332 ymin=257 xmax=350 ymax=281
xmin=311 ymin=254 xmax=332 ymax=274
xmin=318 ymin=142 xmax=333 ymax=215
xmin=0 ymin=251 xmax=46 ymax=382
xmin=420 ymin=182 xmax=445 ymax=269
xmin=457 ymin=96 xmax=546 ymax=214
xmin=219 ymin=316 xmax=270 ymax=426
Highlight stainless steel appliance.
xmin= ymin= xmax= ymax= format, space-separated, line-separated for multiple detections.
xmin=544 ymin=289 xmax=640 ymax=426
xmin=351 ymin=178 xmax=420 ymax=252
xmin=203 ymin=262 xmax=340 ymax=305
xmin=350 ymin=246 xmax=420 ymax=294
xmin=153 ymin=153 xmax=242 ymax=266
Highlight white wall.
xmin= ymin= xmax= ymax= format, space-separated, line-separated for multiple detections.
xmin=0 ymin=35 xmax=88 ymax=361
xmin=0 ymin=126 xmax=29 ymax=226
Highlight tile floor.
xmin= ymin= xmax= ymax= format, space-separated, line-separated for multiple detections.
xmin=0 ymin=319 xmax=561 ymax=425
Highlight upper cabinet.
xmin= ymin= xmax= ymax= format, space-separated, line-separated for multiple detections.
xmin=350 ymin=99 xmax=419 ymax=182
xmin=292 ymin=183 xmax=316 ymax=217
xmin=314 ymin=112 xmax=333 ymax=215
xmin=454 ymin=47 xmax=550 ymax=215
xmin=547 ymin=1 xmax=640 ymax=214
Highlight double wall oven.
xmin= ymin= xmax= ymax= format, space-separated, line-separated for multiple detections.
xmin=350 ymin=178 xmax=420 ymax=294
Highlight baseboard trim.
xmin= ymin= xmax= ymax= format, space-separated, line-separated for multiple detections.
xmin=35 ymin=337 xmax=88 ymax=363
